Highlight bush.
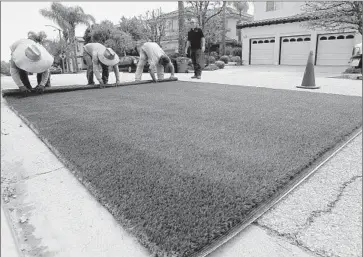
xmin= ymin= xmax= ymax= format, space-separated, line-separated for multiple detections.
xmin=219 ymin=56 xmax=229 ymax=64
xmin=1 ymin=61 xmax=11 ymax=76
xmin=231 ymin=56 xmax=241 ymax=63
xmin=343 ymin=67 xmax=362 ymax=74
xmin=232 ymin=47 xmax=242 ymax=57
xmin=203 ymin=64 xmax=219 ymax=71
xmin=215 ymin=61 xmax=225 ymax=69
xmin=225 ymin=46 xmax=233 ymax=56
xmin=208 ymin=56 xmax=216 ymax=64
xmin=209 ymin=51 xmax=219 ymax=60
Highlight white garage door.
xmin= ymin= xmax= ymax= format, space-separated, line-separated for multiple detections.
xmin=251 ymin=38 xmax=275 ymax=65
xmin=280 ymin=36 xmax=311 ymax=65
xmin=316 ymin=33 xmax=355 ymax=66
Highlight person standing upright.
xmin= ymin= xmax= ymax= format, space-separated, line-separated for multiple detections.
xmin=185 ymin=18 xmax=205 ymax=79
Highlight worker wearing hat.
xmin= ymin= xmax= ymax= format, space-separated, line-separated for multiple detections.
xmin=135 ymin=41 xmax=175 ymax=82
xmin=10 ymin=38 xmax=54 ymax=94
xmin=83 ymin=43 xmax=121 ymax=87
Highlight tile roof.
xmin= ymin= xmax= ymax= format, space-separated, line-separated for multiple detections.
xmin=237 ymin=14 xmax=314 ymax=29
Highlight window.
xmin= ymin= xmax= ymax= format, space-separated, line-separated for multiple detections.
xmin=297 ymin=38 xmax=303 ymax=42
xmin=266 ymin=1 xmax=283 ymax=12
xmin=283 ymin=38 xmax=289 ymax=42
xmin=328 ymin=36 xmax=336 ymax=40
xmin=270 ymin=39 xmax=275 ymax=43
xmin=290 ymin=38 xmax=296 ymax=42
xmin=264 ymin=40 xmax=269 ymax=43
xmin=346 ymin=35 xmax=354 ymax=39
xmin=320 ymin=37 xmax=327 ymax=40
xmin=304 ymin=38 xmax=311 ymax=41
xmin=252 ymin=41 xmax=257 ymax=44
xmin=337 ymin=35 xmax=344 ymax=39
xmin=258 ymin=40 xmax=263 ymax=44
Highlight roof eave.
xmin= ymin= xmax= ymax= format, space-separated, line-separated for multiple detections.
xmin=236 ymin=15 xmax=313 ymax=29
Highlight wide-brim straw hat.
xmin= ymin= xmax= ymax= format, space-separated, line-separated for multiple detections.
xmin=12 ymin=39 xmax=54 ymax=73
xmin=98 ymin=46 xmax=119 ymax=66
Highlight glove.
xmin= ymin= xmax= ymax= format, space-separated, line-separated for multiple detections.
xmin=19 ymin=86 xmax=31 ymax=96
xmin=34 ymin=85 xmax=45 ymax=94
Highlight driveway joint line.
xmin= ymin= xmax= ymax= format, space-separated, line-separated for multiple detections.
xmin=255 ymin=223 xmax=323 ymax=257
xmin=297 ymin=175 xmax=362 ymax=233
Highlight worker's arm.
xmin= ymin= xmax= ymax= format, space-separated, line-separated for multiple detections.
xmin=39 ymin=69 xmax=50 ymax=86
xmin=10 ymin=60 xmax=29 ymax=92
xmin=166 ymin=63 xmax=175 ymax=78
xmin=148 ymin=63 xmax=157 ymax=82
xmin=185 ymin=41 xmax=190 ymax=55
xmin=201 ymin=37 xmax=205 ymax=52
xmin=112 ymin=64 xmax=121 ymax=86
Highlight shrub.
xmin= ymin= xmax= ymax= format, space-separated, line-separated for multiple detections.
xmin=215 ymin=60 xmax=225 ymax=69
xmin=231 ymin=56 xmax=241 ymax=63
xmin=232 ymin=47 xmax=242 ymax=57
xmin=209 ymin=51 xmax=219 ymax=60
xmin=203 ymin=64 xmax=219 ymax=71
xmin=208 ymin=56 xmax=216 ymax=64
xmin=219 ymin=56 xmax=229 ymax=64
xmin=1 ymin=61 xmax=11 ymax=76
xmin=225 ymin=46 xmax=233 ymax=56
xmin=343 ymin=67 xmax=362 ymax=74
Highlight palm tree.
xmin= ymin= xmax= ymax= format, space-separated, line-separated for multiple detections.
xmin=178 ymin=1 xmax=185 ymax=56
xmin=40 ymin=2 xmax=95 ymax=72
xmin=228 ymin=1 xmax=249 ymax=43
xmin=220 ymin=1 xmax=227 ymax=56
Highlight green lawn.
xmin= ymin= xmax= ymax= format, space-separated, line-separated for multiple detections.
xmin=5 ymin=81 xmax=362 ymax=257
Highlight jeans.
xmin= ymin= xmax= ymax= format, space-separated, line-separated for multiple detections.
xmin=135 ymin=49 xmax=164 ymax=81
xmin=19 ymin=69 xmax=51 ymax=89
xmin=84 ymin=53 xmax=109 ymax=84
xmin=191 ymin=49 xmax=202 ymax=76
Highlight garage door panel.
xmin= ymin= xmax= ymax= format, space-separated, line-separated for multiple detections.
xmin=317 ymin=33 xmax=355 ymax=66
xmin=280 ymin=36 xmax=311 ymax=65
xmin=251 ymin=38 xmax=275 ymax=65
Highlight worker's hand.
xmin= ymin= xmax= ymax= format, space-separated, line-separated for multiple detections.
xmin=34 ymin=85 xmax=45 ymax=94
xmin=185 ymin=49 xmax=188 ymax=56
xmin=98 ymin=81 xmax=105 ymax=88
xmin=19 ymin=86 xmax=31 ymax=96
xmin=201 ymin=46 xmax=205 ymax=52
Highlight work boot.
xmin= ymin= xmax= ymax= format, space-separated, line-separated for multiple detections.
xmin=191 ymin=75 xmax=198 ymax=79
xmin=196 ymin=76 xmax=201 ymax=79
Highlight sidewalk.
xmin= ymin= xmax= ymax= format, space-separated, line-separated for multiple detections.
xmin=1 ymin=67 xmax=362 ymax=257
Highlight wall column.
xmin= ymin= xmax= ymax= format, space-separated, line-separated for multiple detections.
xmin=273 ymin=33 xmax=280 ymax=65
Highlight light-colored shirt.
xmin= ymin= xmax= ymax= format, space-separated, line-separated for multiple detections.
xmin=10 ymin=39 xmax=50 ymax=88
xmin=140 ymin=42 xmax=167 ymax=73
xmin=83 ymin=43 xmax=120 ymax=83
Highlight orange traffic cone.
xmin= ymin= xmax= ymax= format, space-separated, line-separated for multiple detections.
xmin=297 ymin=51 xmax=320 ymax=89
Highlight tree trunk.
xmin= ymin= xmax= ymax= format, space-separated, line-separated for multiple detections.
xmin=220 ymin=1 xmax=227 ymax=56
xmin=178 ymin=1 xmax=185 ymax=55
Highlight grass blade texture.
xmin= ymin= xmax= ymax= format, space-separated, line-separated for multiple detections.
xmin=5 ymin=82 xmax=362 ymax=257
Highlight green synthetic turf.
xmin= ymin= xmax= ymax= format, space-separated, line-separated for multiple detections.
xmin=5 ymin=82 xmax=362 ymax=257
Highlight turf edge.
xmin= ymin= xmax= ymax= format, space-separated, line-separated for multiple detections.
xmin=189 ymin=126 xmax=363 ymax=257
xmin=1 ymin=77 xmax=178 ymax=97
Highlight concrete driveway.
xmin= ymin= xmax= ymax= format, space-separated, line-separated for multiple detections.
xmin=1 ymin=66 xmax=362 ymax=257
xmin=2 ymin=65 xmax=361 ymax=96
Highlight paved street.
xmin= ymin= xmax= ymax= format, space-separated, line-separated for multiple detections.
xmin=1 ymin=66 xmax=362 ymax=257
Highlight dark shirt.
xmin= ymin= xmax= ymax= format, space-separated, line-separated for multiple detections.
xmin=188 ymin=28 xmax=204 ymax=50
